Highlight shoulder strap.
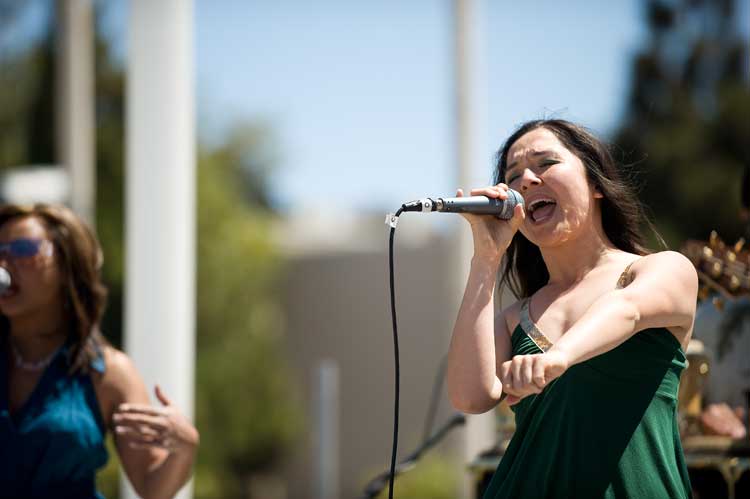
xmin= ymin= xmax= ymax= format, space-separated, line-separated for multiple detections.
xmin=519 ymin=298 xmax=553 ymax=353
xmin=616 ymin=259 xmax=640 ymax=289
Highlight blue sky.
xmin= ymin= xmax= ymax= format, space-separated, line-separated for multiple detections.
xmin=191 ymin=0 xmax=648 ymax=212
xmin=7 ymin=0 xmax=750 ymax=212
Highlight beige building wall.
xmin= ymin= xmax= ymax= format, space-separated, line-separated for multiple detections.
xmin=278 ymin=213 xmax=487 ymax=499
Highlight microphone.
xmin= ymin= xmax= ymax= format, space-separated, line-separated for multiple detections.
xmin=0 ymin=267 xmax=10 ymax=294
xmin=401 ymin=189 xmax=524 ymax=220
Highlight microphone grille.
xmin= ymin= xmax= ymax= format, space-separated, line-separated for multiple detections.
xmin=507 ymin=189 xmax=524 ymax=208
xmin=0 ymin=267 xmax=10 ymax=294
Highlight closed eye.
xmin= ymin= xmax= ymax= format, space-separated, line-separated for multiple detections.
xmin=505 ymin=159 xmax=559 ymax=183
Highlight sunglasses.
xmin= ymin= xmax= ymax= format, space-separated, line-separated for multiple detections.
xmin=0 ymin=238 xmax=53 ymax=260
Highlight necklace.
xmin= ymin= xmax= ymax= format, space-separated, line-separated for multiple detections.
xmin=10 ymin=341 xmax=61 ymax=372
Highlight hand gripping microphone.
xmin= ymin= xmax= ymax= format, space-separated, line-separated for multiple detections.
xmin=400 ymin=189 xmax=524 ymax=220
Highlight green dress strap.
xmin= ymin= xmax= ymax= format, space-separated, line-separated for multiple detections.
xmin=518 ymin=299 xmax=553 ymax=353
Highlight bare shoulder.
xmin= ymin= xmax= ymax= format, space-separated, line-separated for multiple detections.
xmin=630 ymin=250 xmax=698 ymax=286
xmin=95 ymin=347 xmax=149 ymax=414
xmin=101 ymin=347 xmax=141 ymax=386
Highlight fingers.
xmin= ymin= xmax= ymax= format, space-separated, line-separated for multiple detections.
xmin=116 ymin=427 xmax=176 ymax=451
xmin=114 ymin=418 xmax=171 ymax=450
xmin=501 ymin=355 xmax=547 ymax=405
xmin=113 ymin=396 xmax=198 ymax=453
xmin=532 ymin=357 xmax=546 ymax=390
xmin=454 ymin=184 xmax=511 ymax=199
xmin=115 ymin=424 xmax=162 ymax=440
xmin=155 ymin=385 xmax=172 ymax=406
xmin=113 ymin=412 xmax=170 ymax=432
xmin=520 ymin=356 xmax=534 ymax=389
xmin=510 ymin=203 xmax=526 ymax=230
xmin=116 ymin=403 xmax=168 ymax=417
xmin=511 ymin=356 xmax=523 ymax=393
xmin=113 ymin=408 xmax=177 ymax=451
xmin=469 ymin=183 xmax=510 ymax=199
xmin=515 ymin=356 xmax=542 ymax=394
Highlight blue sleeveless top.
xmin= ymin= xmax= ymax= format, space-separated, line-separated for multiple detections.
xmin=0 ymin=338 xmax=109 ymax=499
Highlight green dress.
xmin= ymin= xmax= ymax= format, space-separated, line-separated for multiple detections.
xmin=482 ymin=300 xmax=693 ymax=498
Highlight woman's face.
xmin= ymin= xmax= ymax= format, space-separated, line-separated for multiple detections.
xmin=504 ymin=127 xmax=603 ymax=248
xmin=0 ymin=216 xmax=65 ymax=319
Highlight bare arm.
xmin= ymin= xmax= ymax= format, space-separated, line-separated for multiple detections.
xmin=549 ymin=251 xmax=698 ymax=365
xmin=446 ymin=184 xmax=525 ymax=414
xmin=447 ymin=256 xmax=512 ymax=414
xmin=500 ymin=251 xmax=699 ymax=404
xmin=104 ymin=350 xmax=199 ymax=499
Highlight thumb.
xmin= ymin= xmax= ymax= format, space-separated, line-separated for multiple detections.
xmin=506 ymin=394 xmax=520 ymax=406
xmin=154 ymin=385 xmax=172 ymax=407
xmin=509 ymin=203 xmax=525 ymax=230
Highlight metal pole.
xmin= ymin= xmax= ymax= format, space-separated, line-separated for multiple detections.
xmin=125 ymin=1 xmax=195 ymax=498
xmin=55 ymin=0 xmax=95 ymax=226
xmin=454 ymin=0 xmax=495 ymax=497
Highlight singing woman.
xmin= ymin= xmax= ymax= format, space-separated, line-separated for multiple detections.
xmin=447 ymin=120 xmax=697 ymax=498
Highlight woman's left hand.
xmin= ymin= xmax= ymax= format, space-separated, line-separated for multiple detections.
xmin=500 ymin=350 xmax=569 ymax=406
xmin=113 ymin=385 xmax=200 ymax=453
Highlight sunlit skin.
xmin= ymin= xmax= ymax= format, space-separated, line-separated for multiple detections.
xmin=447 ymin=127 xmax=698 ymax=412
xmin=505 ymin=127 xmax=606 ymax=252
xmin=0 ymin=215 xmax=199 ymax=499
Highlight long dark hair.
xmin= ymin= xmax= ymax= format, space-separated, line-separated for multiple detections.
xmin=0 ymin=204 xmax=108 ymax=374
xmin=494 ymin=119 xmax=664 ymax=299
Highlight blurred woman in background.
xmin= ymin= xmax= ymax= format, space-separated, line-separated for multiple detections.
xmin=0 ymin=204 xmax=199 ymax=499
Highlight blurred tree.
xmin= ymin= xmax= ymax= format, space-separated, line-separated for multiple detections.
xmin=0 ymin=2 xmax=300 ymax=498
xmin=0 ymin=4 xmax=56 ymax=169
xmin=192 ymin=140 xmax=301 ymax=498
xmin=613 ymin=0 xmax=750 ymax=248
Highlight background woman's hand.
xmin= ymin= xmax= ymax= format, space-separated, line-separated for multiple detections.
xmin=500 ymin=350 xmax=569 ymax=406
xmin=456 ymin=184 xmax=525 ymax=262
xmin=113 ymin=385 xmax=200 ymax=453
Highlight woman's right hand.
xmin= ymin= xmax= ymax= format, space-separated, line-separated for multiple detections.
xmin=456 ymin=183 xmax=525 ymax=262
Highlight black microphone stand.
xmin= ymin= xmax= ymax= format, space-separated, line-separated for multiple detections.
xmin=359 ymin=412 xmax=467 ymax=499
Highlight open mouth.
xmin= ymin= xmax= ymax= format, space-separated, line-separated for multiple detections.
xmin=527 ymin=198 xmax=557 ymax=224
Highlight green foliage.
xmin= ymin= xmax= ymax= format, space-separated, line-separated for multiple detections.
xmin=613 ymin=0 xmax=750 ymax=248
xmin=0 ymin=15 xmax=55 ymax=169
xmin=94 ymin=32 xmax=127 ymax=348
xmin=95 ymin=435 xmax=121 ymax=498
xmin=193 ymin=144 xmax=301 ymax=496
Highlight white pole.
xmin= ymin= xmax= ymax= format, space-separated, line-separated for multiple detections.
xmin=314 ymin=360 xmax=340 ymax=499
xmin=454 ymin=0 xmax=494 ymax=497
xmin=125 ymin=1 xmax=195 ymax=498
xmin=55 ymin=0 xmax=95 ymax=226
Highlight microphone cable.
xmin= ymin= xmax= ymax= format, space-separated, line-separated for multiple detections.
xmin=385 ymin=207 xmax=404 ymax=499
xmin=384 ymin=193 xmax=523 ymax=496
xmin=384 ymin=206 xmax=452 ymax=498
